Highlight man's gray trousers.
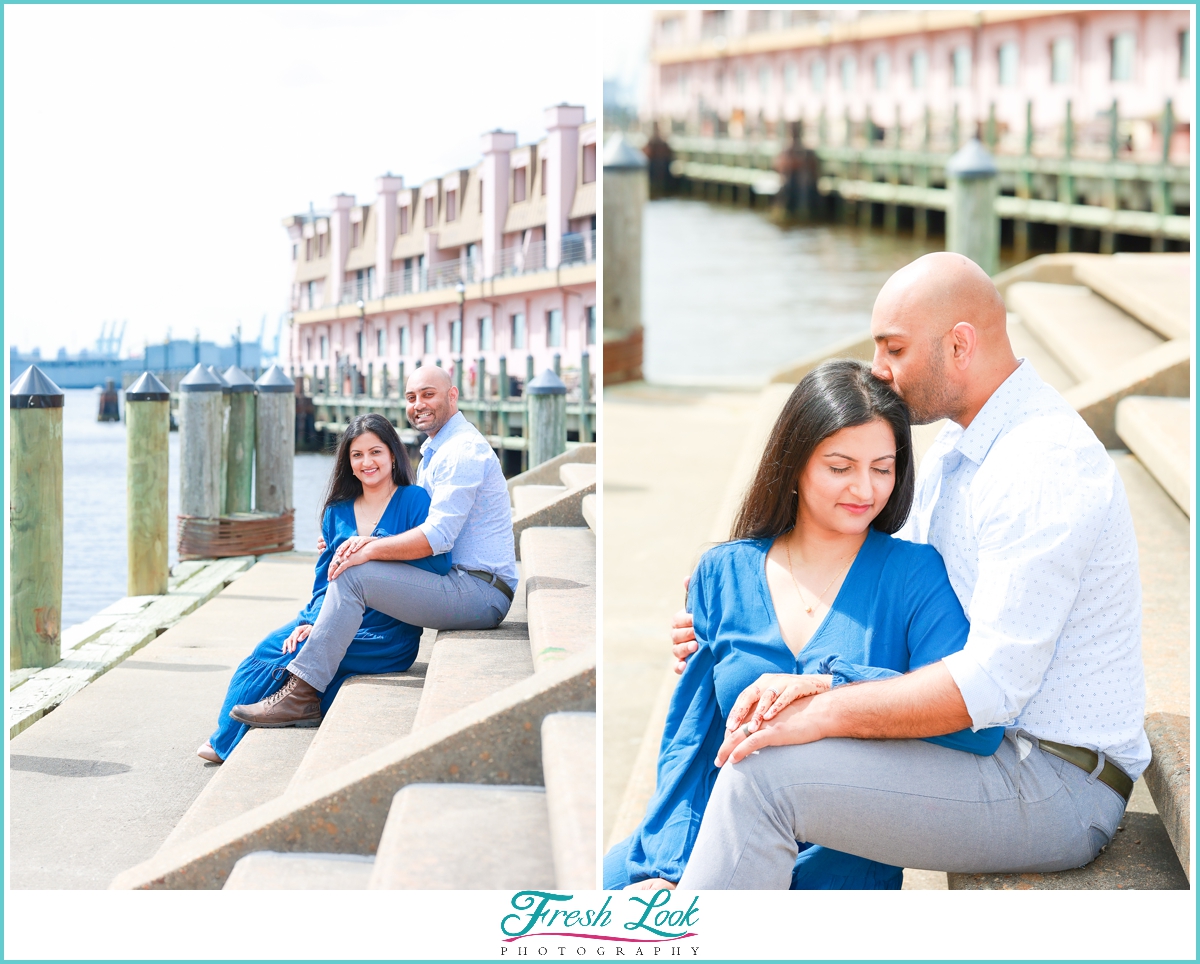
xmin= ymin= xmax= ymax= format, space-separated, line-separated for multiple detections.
xmin=678 ymin=731 xmax=1128 ymax=889
xmin=287 ymin=561 xmax=511 ymax=693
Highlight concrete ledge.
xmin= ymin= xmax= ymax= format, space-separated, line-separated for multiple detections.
xmin=223 ymin=851 xmax=375 ymax=890
xmin=769 ymin=331 xmax=874 ymax=385
xmin=412 ymin=630 xmax=533 ymax=731
xmin=560 ymin=462 xmax=596 ymax=490
xmin=511 ymin=482 xmax=595 ymax=557
xmin=521 ymin=527 xmax=596 ymax=671
xmin=1073 ymin=253 xmax=1192 ymax=341
xmin=1063 ymin=338 xmax=1190 ymax=449
xmin=991 ymin=252 xmax=1082 ymax=297
xmin=581 ymin=493 xmax=596 ymax=532
xmin=513 ymin=484 xmax=566 ymax=517
xmin=506 ymin=444 xmax=596 ymax=497
xmin=110 ymin=649 xmax=595 ymax=889
xmin=1143 ymin=712 xmax=1191 ymax=880
xmin=947 ymin=810 xmax=1188 ymax=890
xmin=541 ymin=712 xmax=597 ymax=889
xmin=1115 ymin=396 xmax=1191 ymax=516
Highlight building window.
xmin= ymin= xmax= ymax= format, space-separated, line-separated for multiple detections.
xmin=306 ymin=337 xmax=312 ymax=360
xmin=424 ymin=323 xmax=436 ymax=355
xmin=1181 ymin=29 xmax=1190 ymax=79
xmin=451 ymin=319 xmax=462 ymax=355
xmin=997 ymin=41 xmax=1018 ymax=86
xmin=292 ymin=243 xmax=298 ymax=261
xmin=425 ymin=197 xmax=435 ymax=227
xmin=478 ymin=180 xmax=484 ymax=212
xmin=377 ymin=328 xmax=387 ymax=356
xmin=586 ymin=305 xmax=596 ymax=346
xmin=446 ymin=189 xmax=457 ymax=222
xmin=511 ymin=313 xmax=526 ymax=350
xmin=547 ymin=308 xmax=563 ymax=348
xmin=700 ymin=9 xmax=727 ymax=40
xmin=399 ymin=325 xmax=410 ymax=356
xmin=582 ymin=143 xmax=596 ymax=183
xmin=783 ymin=61 xmax=797 ymax=94
xmin=952 ymin=45 xmax=971 ymax=87
xmin=758 ymin=65 xmax=769 ymax=95
xmin=352 ymin=221 xmax=361 ymax=247
xmin=320 ymin=334 xmax=328 ymax=360
xmin=1051 ymin=37 xmax=1073 ymax=84
xmin=873 ymin=53 xmax=889 ymax=90
xmin=318 ymin=233 xmax=327 ymax=257
xmin=810 ymin=57 xmax=826 ymax=92
xmin=306 ymin=281 xmax=315 ymax=310
xmin=513 ymin=167 xmax=527 ymax=202
xmin=1110 ymin=32 xmax=1135 ymax=81
xmin=840 ymin=55 xmax=856 ymax=92
xmin=540 ymin=159 xmax=547 ymax=196
xmin=305 ymin=237 xmax=312 ymax=260
xmin=911 ymin=49 xmax=927 ymax=88
xmin=399 ymin=205 xmax=409 ymax=234
xmin=479 ymin=316 xmax=493 ymax=351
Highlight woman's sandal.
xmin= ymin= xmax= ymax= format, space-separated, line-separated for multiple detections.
xmin=196 ymin=742 xmax=223 ymax=764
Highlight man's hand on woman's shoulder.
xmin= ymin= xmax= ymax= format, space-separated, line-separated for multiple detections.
xmin=670 ymin=578 xmax=697 ymax=674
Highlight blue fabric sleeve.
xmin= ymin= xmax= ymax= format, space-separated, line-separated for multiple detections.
xmin=903 ymin=546 xmax=1004 ymax=756
xmin=393 ymin=485 xmax=452 ymax=575
xmin=297 ymin=508 xmax=339 ymax=625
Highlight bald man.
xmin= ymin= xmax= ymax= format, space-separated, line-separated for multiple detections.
xmin=232 ymin=364 xmax=517 ymax=727
xmin=671 ymin=253 xmax=1146 ymax=886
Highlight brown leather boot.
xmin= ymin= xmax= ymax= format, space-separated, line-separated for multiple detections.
xmin=229 ymin=673 xmax=322 ymax=728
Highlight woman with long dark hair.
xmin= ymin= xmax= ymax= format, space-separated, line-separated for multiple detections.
xmin=604 ymin=360 xmax=1002 ymax=890
xmin=198 ymin=413 xmax=449 ymax=763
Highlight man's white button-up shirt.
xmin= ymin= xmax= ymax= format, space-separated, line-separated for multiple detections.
xmin=900 ymin=360 xmax=1150 ymax=778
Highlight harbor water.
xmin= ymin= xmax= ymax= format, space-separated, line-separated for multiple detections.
xmin=643 ymin=199 xmax=936 ymax=385
xmin=61 ymin=389 xmax=332 ymax=631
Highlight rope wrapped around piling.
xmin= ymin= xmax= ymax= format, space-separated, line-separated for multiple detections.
xmin=177 ymin=510 xmax=294 ymax=560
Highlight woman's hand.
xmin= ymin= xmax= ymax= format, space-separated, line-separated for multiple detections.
xmin=725 ymin=673 xmax=833 ymax=734
xmin=328 ymin=535 xmax=378 ymax=580
xmin=624 ymin=878 xmax=677 ymax=891
xmin=715 ymin=695 xmax=826 ymax=767
xmin=282 ymin=623 xmax=312 ymax=654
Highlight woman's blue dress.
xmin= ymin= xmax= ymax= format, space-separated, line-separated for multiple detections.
xmin=208 ymin=484 xmax=451 ymax=760
xmin=604 ymin=528 xmax=1004 ymax=890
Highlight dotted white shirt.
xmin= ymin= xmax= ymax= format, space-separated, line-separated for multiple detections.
xmin=900 ymin=360 xmax=1150 ymax=778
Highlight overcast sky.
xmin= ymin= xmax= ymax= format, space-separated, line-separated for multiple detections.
xmin=4 ymin=5 xmax=598 ymax=359
xmin=603 ymin=5 xmax=654 ymax=104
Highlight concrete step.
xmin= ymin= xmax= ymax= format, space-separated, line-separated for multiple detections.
xmin=560 ymin=462 xmax=596 ymax=489
xmin=541 ymin=712 xmax=596 ymax=889
xmin=1072 ymin=253 xmax=1192 ymax=341
xmin=582 ymin=493 xmax=596 ymax=532
xmin=522 ymin=527 xmax=596 ymax=671
xmin=1007 ymin=282 xmax=1164 ymax=384
xmin=1115 ymin=396 xmax=1191 ymax=516
xmin=368 ymin=784 xmax=555 ymax=889
xmin=1006 ymin=315 xmax=1076 ymax=392
xmin=505 ymin=443 xmax=596 ymax=498
xmin=1143 ymin=712 xmax=1190 ymax=879
xmin=513 ymin=484 xmax=567 ymax=517
xmin=223 ymin=851 xmax=374 ymax=889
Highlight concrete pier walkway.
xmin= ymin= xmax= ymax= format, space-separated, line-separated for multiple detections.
xmin=10 ymin=553 xmax=314 ymax=888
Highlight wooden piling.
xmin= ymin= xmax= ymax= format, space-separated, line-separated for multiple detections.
xmin=499 ymin=356 xmax=508 ymax=400
xmin=179 ymin=363 xmax=223 ymax=520
xmin=223 ymin=365 xmax=256 ymax=514
xmin=255 ymin=365 xmax=295 ymax=515
xmin=1014 ymin=101 xmax=1033 ymax=262
xmin=580 ymin=351 xmax=592 ymax=443
xmin=526 ymin=368 xmax=567 ymax=469
xmin=946 ymin=139 xmax=999 ymax=275
xmin=1153 ymin=99 xmax=1174 ymax=253
xmin=9 ymin=366 xmax=64 ymax=669
xmin=207 ymin=366 xmax=232 ymax=517
xmin=1102 ymin=99 xmax=1119 ymax=255
xmin=125 ymin=372 xmax=170 ymax=596
xmin=915 ymin=107 xmax=930 ymax=241
xmin=1057 ymin=100 xmax=1074 ymax=253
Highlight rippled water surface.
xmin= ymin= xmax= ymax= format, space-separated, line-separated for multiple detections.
xmin=643 ymin=200 xmax=935 ymax=385
xmin=60 ymin=389 xmax=332 ymax=629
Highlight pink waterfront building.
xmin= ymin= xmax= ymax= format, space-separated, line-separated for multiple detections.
xmin=284 ymin=105 xmax=597 ymax=395
xmin=646 ymin=9 xmax=1192 ymax=158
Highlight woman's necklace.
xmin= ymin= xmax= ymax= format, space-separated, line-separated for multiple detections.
xmin=784 ymin=537 xmax=856 ymax=617
xmin=359 ymin=484 xmax=397 ymax=530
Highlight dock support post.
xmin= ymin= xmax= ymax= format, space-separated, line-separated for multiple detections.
xmin=9 ymin=366 xmax=64 ymax=669
xmin=1015 ymin=101 xmax=1033 ymax=262
xmin=526 ymin=368 xmax=567 ymax=469
xmin=1152 ymin=99 xmax=1174 ymax=253
xmin=255 ymin=365 xmax=295 ymax=516
xmin=946 ymin=138 xmax=999 ymax=275
xmin=125 ymin=372 xmax=170 ymax=596
xmin=179 ymin=363 xmax=223 ymax=521
xmin=1102 ymin=99 xmax=1119 ymax=255
xmin=499 ymin=356 xmax=508 ymax=400
xmin=914 ymin=106 xmax=930 ymax=241
xmin=580 ymin=350 xmax=592 ymax=443
xmin=208 ymin=366 xmax=232 ymax=518
xmin=1057 ymin=100 xmax=1074 ymax=253
xmin=223 ymin=365 xmax=256 ymax=514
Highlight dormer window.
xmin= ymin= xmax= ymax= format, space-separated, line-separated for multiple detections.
xmin=582 ymin=143 xmax=596 ymax=183
xmin=352 ymin=221 xmax=361 ymax=247
xmin=513 ymin=167 xmax=527 ymax=202
xmin=540 ymin=158 xmax=547 ymax=195
xmin=446 ymin=189 xmax=457 ymax=222
xmin=425 ymin=197 xmax=435 ymax=227
xmin=399 ymin=205 xmax=409 ymax=234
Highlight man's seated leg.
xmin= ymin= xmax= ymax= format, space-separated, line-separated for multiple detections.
xmin=678 ymin=734 xmax=1128 ymax=890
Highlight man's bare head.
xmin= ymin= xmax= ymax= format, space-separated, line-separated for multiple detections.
xmin=870 ymin=252 xmax=1016 ymax=426
xmin=405 ymin=364 xmax=458 ymax=437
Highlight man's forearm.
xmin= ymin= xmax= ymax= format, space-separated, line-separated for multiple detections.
xmin=365 ymin=529 xmax=434 ymax=562
xmin=808 ymin=662 xmax=973 ymax=740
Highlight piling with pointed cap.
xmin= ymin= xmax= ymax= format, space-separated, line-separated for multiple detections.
xmin=945 ymin=138 xmax=999 ymax=276
xmin=223 ymin=365 xmax=257 ymax=514
xmin=255 ymin=365 xmax=295 ymax=515
xmin=603 ymin=134 xmax=648 ymax=384
xmin=179 ymin=363 xmax=224 ymax=521
xmin=125 ymin=372 xmax=170 ymax=595
xmin=207 ymin=365 xmax=233 ymax=515
xmin=9 ymin=365 xmax=64 ymax=669
xmin=526 ymin=368 xmax=567 ymax=468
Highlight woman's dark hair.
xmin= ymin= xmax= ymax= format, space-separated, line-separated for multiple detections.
xmin=730 ymin=359 xmax=914 ymax=541
xmin=322 ymin=413 xmax=412 ymax=515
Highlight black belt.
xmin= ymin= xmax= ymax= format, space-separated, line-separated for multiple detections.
xmin=464 ymin=568 xmax=514 ymax=604
xmin=1038 ymin=739 xmax=1133 ymax=803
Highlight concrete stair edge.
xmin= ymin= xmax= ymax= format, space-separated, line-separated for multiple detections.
xmin=1143 ymin=711 xmax=1191 ymax=881
xmin=521 ymin=527 xmax=596 ymax=671
xmin=110 ymin=649 xmax=596 ymax=890
xmin=581 ymin=493 xmax=596 ymax=532
xmin=223 ymin=851 xmax=375 ymax=890
xmin=506 ymin=444 xmax=596 ymax=497
xmin=512 ymin=481 xmax=596 ymax=558
xmin=1072 ymin=253 xmax=1192 ymax=341
xmin=1115 ymin=396 xmax=1192 ymax=516
xmin=541 ymin=711 xmax=598 ymax=889
xmin=559 ymin=462 xmax=597 ymax=489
